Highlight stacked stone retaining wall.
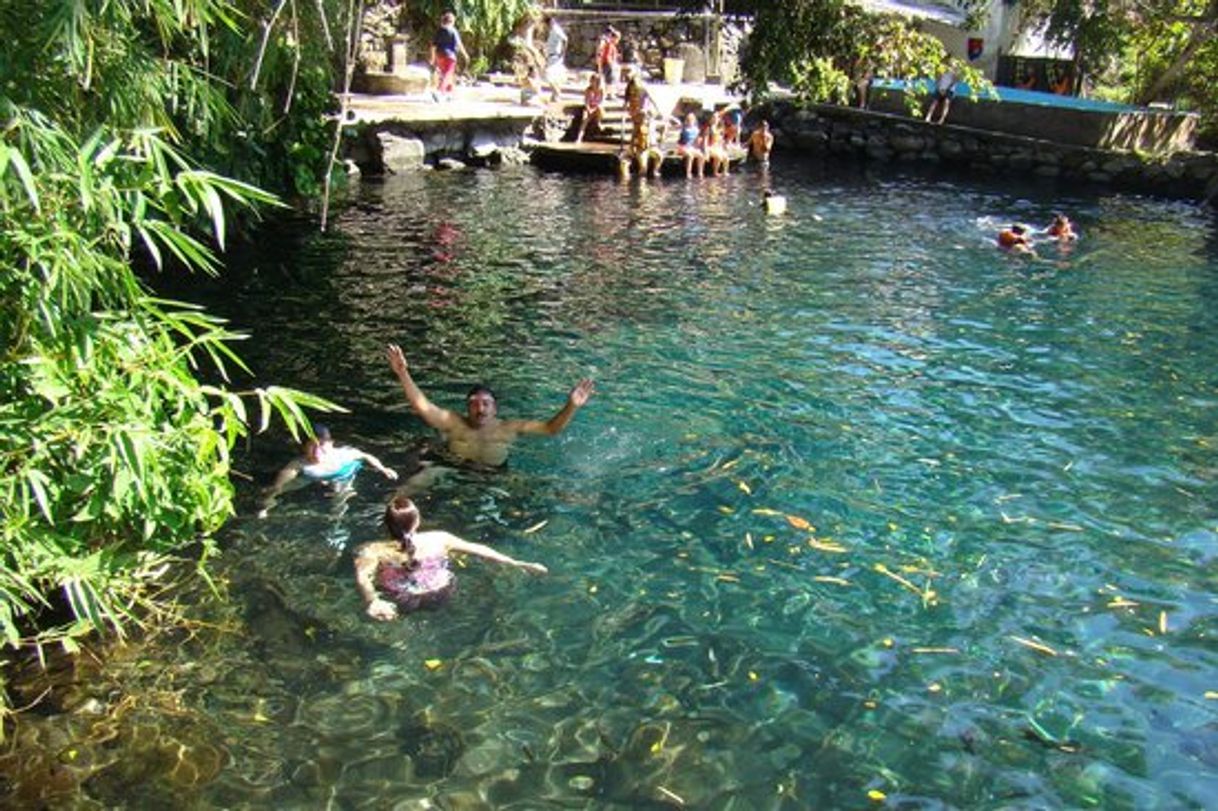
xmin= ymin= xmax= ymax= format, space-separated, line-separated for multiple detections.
xmin=762 ymin=100 xmax=1217 ymax=203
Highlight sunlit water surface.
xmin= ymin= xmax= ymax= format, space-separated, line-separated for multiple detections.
xmin=10 ymin=159 xmax=1218 ymax=809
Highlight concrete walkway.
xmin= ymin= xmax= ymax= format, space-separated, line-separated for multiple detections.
xmin=346 ymin=73 xmax=742 ymax=128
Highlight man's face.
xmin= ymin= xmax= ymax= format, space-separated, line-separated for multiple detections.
xmin=467 ymin=392 xmax=497 ymax=425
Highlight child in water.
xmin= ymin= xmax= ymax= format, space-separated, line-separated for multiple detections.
xmin=1044 ymin=213 xmax=1077 ymax=241
xmin=997 ymin=224 xmax=1036 ymax=256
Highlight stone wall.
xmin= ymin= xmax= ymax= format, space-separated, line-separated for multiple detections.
xmin=868 ymin=86 xmax=1198 ymax=154
xmin=558 ymin=13 xmax=706 ymax=80
xmin=761 ymin=100 xmax=1218 ymax=203
xmin=355 ymin=5 xmax=743 ymax=85
xmin=345 ymin=118 xmax=536 ymax=175
xmin=539 ymin=11 xmax=745 ymax=84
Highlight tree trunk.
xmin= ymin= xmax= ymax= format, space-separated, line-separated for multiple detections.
xmin=1136 ymin=0 xmax=1218 ymax=105
xmin=1136 ymin=23 xmax=1214 ymax=104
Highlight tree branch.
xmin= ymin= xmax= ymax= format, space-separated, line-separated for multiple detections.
xmin=320 ymin=0 xmax=362 ymax=232
xmin=250 ymin=0 xmax=289 ymax=91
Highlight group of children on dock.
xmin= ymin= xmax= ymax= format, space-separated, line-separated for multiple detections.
xmin=569 ymin=67 xmax=773 ymax=180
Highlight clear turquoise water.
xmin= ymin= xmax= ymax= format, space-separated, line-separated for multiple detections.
xmin=13 ymin=160 xmax=1218 ymax=809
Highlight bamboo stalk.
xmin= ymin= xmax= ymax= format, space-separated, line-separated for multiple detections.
xmin=251 ymin=0 xmax=289 ymax=90
xmin=320 ymin=0 xmax=361 ymax=232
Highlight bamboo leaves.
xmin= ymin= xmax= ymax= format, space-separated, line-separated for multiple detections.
xmin=0 ymin=145 xmax=41 ymax=213
xmin=0 ymin=92 xmax=340 ymax=688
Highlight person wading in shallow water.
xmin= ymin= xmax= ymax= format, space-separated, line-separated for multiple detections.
xmin=385 ymin=343 xmax=594 ymax=468
xmin=354 ymin=496 xmax=547 ymax=621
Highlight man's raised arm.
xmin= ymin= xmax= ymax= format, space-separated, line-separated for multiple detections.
xmin=386 ymin=344 xmax=462 ymax=431
xmin=511 ymin=378 xmax=595 ymax=436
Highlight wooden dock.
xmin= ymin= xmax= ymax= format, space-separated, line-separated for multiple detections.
xmin=530 ymin=139 xmax=749 ymax=176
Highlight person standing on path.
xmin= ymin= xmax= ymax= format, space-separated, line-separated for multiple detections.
xmin=430 ymin=11 xmax=470 ymax=101
xmin=542 ymin=12 xmax=569 ymax=101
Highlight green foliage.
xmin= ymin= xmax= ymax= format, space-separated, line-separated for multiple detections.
xmin=0 ymin=0 xmax=349 ymax=199
xmin=403 ymin=0 xmax=540 ymax=64
xmin=1 ymin=0 xmax=353 ymax=726
xmin=0 ymin=107 xmax=343 ymax=670
xmin=1019 ymin=0 xmax=1218 ymax=143
xmin=734 ymin=0 xmax=990 ymax=108
xmin=791 ymin=57 xmax=854 ymax=106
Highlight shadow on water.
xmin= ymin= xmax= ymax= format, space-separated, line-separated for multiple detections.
xmin=7 ymin=157 xmax=1218 ymax=808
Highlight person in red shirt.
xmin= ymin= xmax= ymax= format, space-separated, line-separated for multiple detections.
xmin=997 ymin=224 xmax=1035 ymax=255
xmin=596 ymin=26 xmax=621 ymax=97
xmin=429 ymin=11 xmax=470 ymax=100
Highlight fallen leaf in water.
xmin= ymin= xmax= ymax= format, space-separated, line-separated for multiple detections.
xmin=786 ymin=515 xmax=813 ymax=531
xmin=1010 ymin=636 xmax=1058 ymax=657
xmin=657 ymin=786 xmax=685 ymax=805
xmin=808 ymin=538 xmax=847 ymax=553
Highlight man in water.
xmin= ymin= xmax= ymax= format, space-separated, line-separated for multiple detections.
xmin=386 ymin=343 xmax=594 ymax=468
xmin=748 ymin=120 xmax=774 ymax=166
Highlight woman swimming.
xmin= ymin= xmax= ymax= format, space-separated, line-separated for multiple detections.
xmin=354 ymin=496 xmax=548 ymax=621
xmin=258 ymin=425 xmax=397 ymax=517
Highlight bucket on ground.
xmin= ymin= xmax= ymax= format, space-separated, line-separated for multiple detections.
xmin=663 ymin=58 xmax=684 ymax=85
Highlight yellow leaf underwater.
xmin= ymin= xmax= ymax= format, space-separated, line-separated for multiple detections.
xmin=1009 ymin=636 xmax=1058 ymax=657
xmin=786 ymin=515 xmax=814 ymax=531
xmin=807 ymin=538 xmax=847 ymax=553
